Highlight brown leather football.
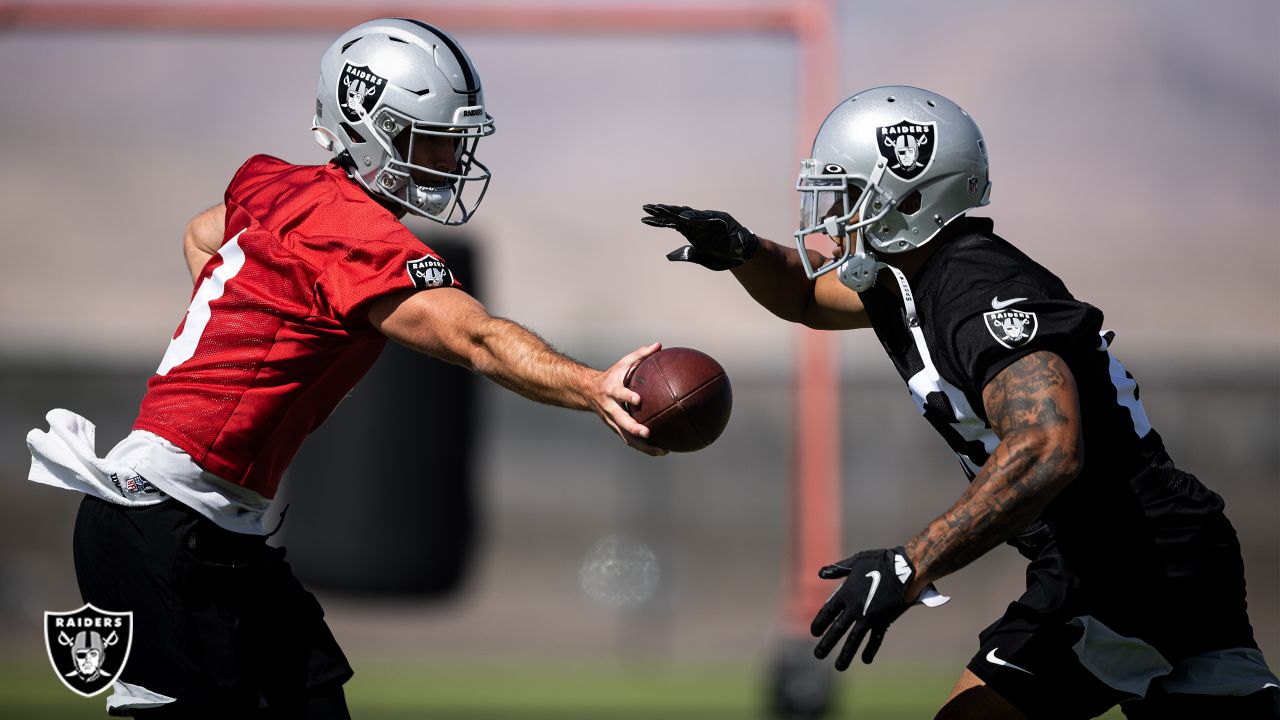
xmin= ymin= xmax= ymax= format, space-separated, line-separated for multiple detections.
xmin=625 ymin=347 xmax=732 ymax=452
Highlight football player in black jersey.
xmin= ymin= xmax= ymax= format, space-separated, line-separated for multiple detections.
xmin=642 ymin=86 xmax=1278 ymax=719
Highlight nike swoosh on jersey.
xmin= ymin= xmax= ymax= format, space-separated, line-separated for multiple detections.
xmin=863 ymin=570 xmax=881 ymax=614
xmin=986 ymin=648 xmax=1035 ymax=676
xmin=990 ymin=296 xmax=1028 ymax=310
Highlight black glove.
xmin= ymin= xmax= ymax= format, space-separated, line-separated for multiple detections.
xmin=811 ymin=547 xmax=938 ymax=670
xmin=640 ymin=204 xmax=759 ymax=271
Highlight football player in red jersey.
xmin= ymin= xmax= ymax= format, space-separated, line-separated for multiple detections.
xmin=27 ymin=19 xmax=661 ymax=718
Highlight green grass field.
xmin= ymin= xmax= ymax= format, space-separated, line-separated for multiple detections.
xmin=0 ymin=662 xmax=1127 ymax=719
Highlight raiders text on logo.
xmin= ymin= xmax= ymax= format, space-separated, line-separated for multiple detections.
xmin=406 ymin=255 xmax=454 ymax=290
xmin=338 ymin=62 xmax=388 ymax=124
xmin=44 ymin=604 xmax=134 ymax=697
xmin=984 ymin=308 xmax=1039 ymax=349
xmin=877 ymin=120 xmax=937 ymax=181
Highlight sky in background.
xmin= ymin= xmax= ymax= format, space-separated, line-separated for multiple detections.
xmin=0 ymin=0 xmax=1276 ymax=376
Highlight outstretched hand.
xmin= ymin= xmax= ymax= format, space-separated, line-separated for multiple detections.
xmin=641 ymin=204 xmax=759 ymax=271
xmin=592 ymin=341 xmax=667 ymax=456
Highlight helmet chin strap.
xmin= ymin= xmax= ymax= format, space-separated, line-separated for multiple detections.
xmin=835 ymin=243 xmax=921 ymax=330
xmin=835 ymin=230 xmax=880 ymax=292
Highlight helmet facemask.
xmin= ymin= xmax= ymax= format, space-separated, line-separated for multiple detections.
xmin=368 ymin=105 xmax=496 ymax=222
xmin=794 ymin=157 xmax=892 ymax=291
xmin=339 ymin=103 xmax=493 ymax=225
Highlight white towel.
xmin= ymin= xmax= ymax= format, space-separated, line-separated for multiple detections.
xmin=26 ymin=409 xmax=167 ymax=507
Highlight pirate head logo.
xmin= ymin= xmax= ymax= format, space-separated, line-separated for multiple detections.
xmin=983 ymin=308 xmax=1039 ymax=349
xmin=877 ymin=120 xmax=937 ymax=181
xmin=406 ymin=255 xmax=454 ymax=290
xmin=338 ymin=62 xmax=388 ymax=124
xmin=44 ymin=604 xmax=133 ymax=697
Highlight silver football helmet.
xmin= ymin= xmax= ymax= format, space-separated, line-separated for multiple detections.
xmin=795 ymin=86 xmax=991 ymax=291
xmin=311 ymin=18 xmax=495 ymax=225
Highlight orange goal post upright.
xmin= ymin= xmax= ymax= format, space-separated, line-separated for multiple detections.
xmin=2 ymin=0 xmax=842 ymax=703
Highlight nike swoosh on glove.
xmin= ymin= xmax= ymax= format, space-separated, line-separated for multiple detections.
xmin=810 ymin=546 xmax=949 ymax=670
xmin=640 ymin=203 xmax=759 ymax=271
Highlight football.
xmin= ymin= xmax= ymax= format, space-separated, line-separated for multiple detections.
xmin=625 ymin=347 xmax=733 ymax=452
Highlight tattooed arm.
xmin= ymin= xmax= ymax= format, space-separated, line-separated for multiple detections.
xmin=902 ymin=350 xmax=1084 ymax=599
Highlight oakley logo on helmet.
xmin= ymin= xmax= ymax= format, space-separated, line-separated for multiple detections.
xmin=877 ymin=121 xmax=937 ymax=181
xmin=983 ymin=309 xmax=1039 ymax=350
xmin=44 ymin=604 xmax=134 ymax=697
xmin=338 ymin=63 xmax=388 ymax=124
xmin=823 ymin=163 xmax=846 ymax=175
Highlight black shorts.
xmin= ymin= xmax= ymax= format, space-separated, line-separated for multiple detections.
xmin=72 ymin=495 xmax=354 ymax=718
xmin=966 ymin=458 xmax=1278 ymax=719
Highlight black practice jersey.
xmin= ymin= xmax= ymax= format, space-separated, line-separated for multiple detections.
xmin=858 ymin=217 xmax=1167 ymax=528
xmin=859 ymin=217 xmax=1264 ymax=664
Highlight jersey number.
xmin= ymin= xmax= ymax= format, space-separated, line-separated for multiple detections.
xmin=156 ymin=230 xmax=247 ymax=376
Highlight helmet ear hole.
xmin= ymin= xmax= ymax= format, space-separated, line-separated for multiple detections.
xmin=340 ymin=123 xmax=366 ymax=145
xmin=898 ymin=189 xmax=922 ymax=215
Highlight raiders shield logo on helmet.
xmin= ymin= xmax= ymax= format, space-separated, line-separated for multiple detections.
xmin=877 ymin=120 xmax=937 ymax=181
xmin=338 ymin=62 xmax=388 ymax=124
xmin=406 ymin=255 xmax=454 ymax=290
xmin=983 ymin=308 xmax=1039 ymax=349
xmin=44 ymin=604 xmax=134 ymax=697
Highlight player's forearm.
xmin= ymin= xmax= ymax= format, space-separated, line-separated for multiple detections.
xmin=904 ymin=431 xmax=1081 ymax=596
xmin=904 ymin=351 xmax=1084 ymax=596
xmin=729 ymin=238 xmax=825 ymax=324
xmin=466 ymin=315 xmax=595 ymax=410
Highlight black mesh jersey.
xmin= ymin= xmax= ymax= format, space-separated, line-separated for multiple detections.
xmin=857 ymin=217 xmax=1177 ymax=545
xmin=859 ymin=217 xmax=1260 ymax=662
xmin=859 ymin=216 xmax=1164 ymax=482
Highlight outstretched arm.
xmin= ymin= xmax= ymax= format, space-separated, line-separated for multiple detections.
xmin=368 ymin=287 xmax=665 ymax=456
xmin=903 ymin=351 xmax=1083 ymax=597
xmin=183 ymin=203 xmax=226 ymax=283
xmin=730 ymin=237 xmax=870 ymax=330
xmin=641 ymin=204 xmax=868 ymax=330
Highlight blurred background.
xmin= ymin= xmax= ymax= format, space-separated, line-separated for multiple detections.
xmin=1 ymin=0 xmax=1276 ymax=717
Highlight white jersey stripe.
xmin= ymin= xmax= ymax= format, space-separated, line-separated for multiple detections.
xmin=1098 ymin=332 xmax=1152 ymax=439
xmin=156 ymin=231 xmax=247 ymax=376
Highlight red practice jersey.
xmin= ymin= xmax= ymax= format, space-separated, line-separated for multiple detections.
xmin=134 ymin=155 xmax=459 ymax=498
